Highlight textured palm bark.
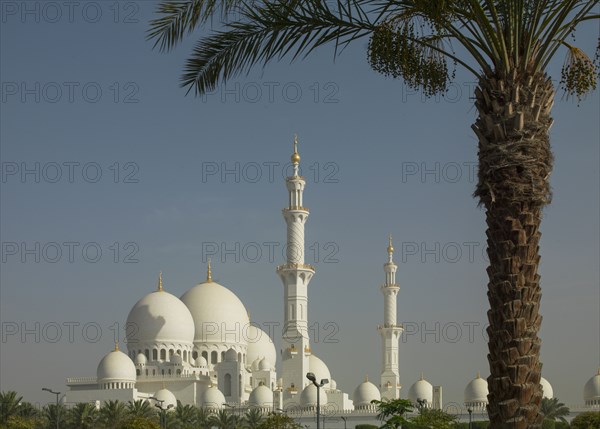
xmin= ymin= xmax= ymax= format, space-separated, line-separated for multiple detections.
xmin=473 ymin=71 xmax=555 ymax=429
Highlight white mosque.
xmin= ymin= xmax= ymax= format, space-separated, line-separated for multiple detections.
xmin=64 ymin=138 xmax=600 ymax=424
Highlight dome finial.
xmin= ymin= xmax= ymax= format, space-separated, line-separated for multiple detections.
xmin=476 ymin=371 xmax=481 ymax=379
xmin=157 ymin=271 xmax=164 ymax=292
xmin=291 ymin=134 xmax=301 ymax=164
xmin=365 ymin=374 xmax=369 ymax=382
xmin=387 ymin=234 xmax=394 ymax=254
xmin=206 ymin=258 xmax=212 ymax=282
xmin=420 ymin=372 xmax=424 ymax=381
xmin=114 ymin=341 xmax=119 ymax=352
xmin=597 ymin=367 xmax=600 ymax=376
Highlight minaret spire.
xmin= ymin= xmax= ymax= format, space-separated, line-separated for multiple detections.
xmin=157 ymin=271 xmax=163 ymax=292
xmin=277 ymin=135 xmax=315 ymax=406
xmin=379 ymin=235 xmax=403 ymax=400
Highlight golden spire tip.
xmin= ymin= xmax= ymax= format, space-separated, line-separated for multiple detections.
xmin=291 ymin=134 xmax=300 ymax=164
xmin=206 ymin=258 xmax=212 ymax=282
xmin=387 ymin=234 xmax=394 ymax=253
xmin=476 ymin=371 xmax=481 ymax=379
xmin=365 ymin=374 xmax=369 ymax=382
xmin=114 ymin=342 xmax=119 ymax=352
xmin=158 ymin=271 xmax=163 ymax=292
xmin=420 ymin=372 xmax=424 ymax=380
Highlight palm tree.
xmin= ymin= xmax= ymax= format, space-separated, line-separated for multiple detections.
xmin=68 ymin=403 xmax=98 ymax=429
xmin=172 ymin=401 xmax=198 ymax=429
xmin=195 ymin=407 xmax=212 ymax=429
xmin=127 ymin=400 xmax=157 ymax=420
xmin=42 ymin=403 xmax=68 ymax=429
xmin=540 ymin=397 xmax=570 ymax=423
xmin=98 ymin=400 xmax=128 ymax=429
xmin=242 ymin=408 xmax=264 ymax=429
xmin=148 ymin=2 xmax=598 ymax=427
xmin=209 ymin=409 xmax=239 ymax=429
xmin=0 ymin=391 xmax=23 ymax=424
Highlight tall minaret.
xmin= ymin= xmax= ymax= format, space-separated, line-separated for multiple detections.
xmin=379 ymin=235 xmax=403 ymax=399
xmin=277 ymin=135 xmax=315 ymax=405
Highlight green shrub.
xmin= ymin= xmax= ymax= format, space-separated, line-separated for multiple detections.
xmin=571 ymin=411 xmax=600 ymax=429
xmin=542 ymin=419 xmax=556 ymax=429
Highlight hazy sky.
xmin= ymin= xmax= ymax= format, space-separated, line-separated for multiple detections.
xmin=1 ymin=1 xmax=598 ymax=411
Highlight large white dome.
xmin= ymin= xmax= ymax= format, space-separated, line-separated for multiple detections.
xmin=300 ymin=383 xmax=328 ymax=407
xmin=408 ymin=375 xmax=433 ymax=405
xmin=584 ymin=368 xmax=600 ymax=402
xmin=126 ymin=277 xmax=195 ymax=352
xmin=540 ymin=377 xmax=553 ymax=399
xmin=180 ymin=278 xmax=249 ymax=348
xmin=152 ymin=388 xmax=177 ymax=409
xmin=246 ymin=324 xmax=277 ymax=369
xmin=202 ymin=385 xmax=226 ymax=409
xmin=464 ymin=373 xmax=488 ymax=405
xmin=309 ymin=355 xmax=331 ymax=386
xmin=97 ymin=346 xmax=136 ymax=383
xmin=248 ymin=384 xmax=273 ymax=407
xmin=353 ymin=378 xmax=381 ymax=408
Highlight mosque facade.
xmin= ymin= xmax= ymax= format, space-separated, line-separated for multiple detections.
xmin=64 ymin=138 xmax=600 ymax=423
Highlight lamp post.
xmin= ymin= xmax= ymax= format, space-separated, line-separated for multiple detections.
xmin=149 ymin=397 xmax=173 ymax=429
xmin=306 ymin=372 xmax=328 ymax=429
xmin=42 ymin=388 xmax=60 ymax=429
xmin=341 ymin=415 xmax=347 ymax=429
xmin=467 ymin=407 xmax=473 ymax=429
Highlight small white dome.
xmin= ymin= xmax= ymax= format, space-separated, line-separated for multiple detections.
xmin=584 ymin=368 xmax=600 ymax=401
xmin=153 ymin=389 xmax=177 ymax=409
xmin=246 ymin=325 xmax=277 ymax=369
xmin=224 ymin=348 xmax=238 ymax=362
xmin=195 ymin=356 xmax=208 ymax=367
xmin=134 ymin=353 xmax=147 ymax=366
xmin=540 ymin=377 xmax=553 ymax=399
xmin=180 ymin=279 xmax=249 ymax=348
xmin=126 ymin=285 xmax=195 ymax=349
xmin=300 ymin=383 xmax=328 ymax=407
xmin=97 ymin=346 xmax=136 ymax=383
xmin=258 ymin=358 xmax=272 ymax=371
xmin=202 ymin=385 xmax=226 ymax=409
xmin=249 ymin=384 xmax=273 ymax=407
xmin=329 ymin=379 xmax=337 ymax=390
xmin=464 ymin=373 xmax=488 ymax=404
xmin=353 ymin=379 xmax=381 ymax=408
xmin=408 ymin=375 xmax=433 ymax=405
xmin=309 ymin=355 xmax=331 ymax=386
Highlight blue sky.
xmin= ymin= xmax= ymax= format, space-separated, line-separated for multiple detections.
xmin=1 ymin=1 xmax=598 ymax=409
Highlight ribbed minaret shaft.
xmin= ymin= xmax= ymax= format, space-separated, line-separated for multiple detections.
xmin=379 ymin=236 xmax=403 ymax=400
xmin=277 ymin=135 xmax=315 ymax=405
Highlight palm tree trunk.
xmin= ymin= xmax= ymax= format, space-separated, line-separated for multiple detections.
xmin=473 ymin=71 xmax=555 ymax=429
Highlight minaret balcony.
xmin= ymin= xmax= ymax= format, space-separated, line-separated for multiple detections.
xmin=377 ymin=323 xmax=404 ymax=330
xmin=380 ymin=283 xmax=400 ymax=289
xmin=276 ymin=262 xmax=315 ymax=273
xmin=283 ymin=206 xmax=309 ymax=212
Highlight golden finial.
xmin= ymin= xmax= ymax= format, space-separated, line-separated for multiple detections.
xmin=365 ymin=374 xmax=369 ymax=382
xmin=247 ymin=310 xmax=251 ymax=322
xmin=476 ymin=371 xmax=481 ymax=379
xmin=420 ymin=372 xmax=424 ymax=380
xmin=114 ymin=342 xmax=119 ymax=352
xmin=387 ymin=234 xmax=394 ymax=253
xmin=597 ymin=367 xmax=600 ymax=376
xmin=206 ymin=259 xmax=212 ymax=282
xmin=157 ymin=272 xmax=164 ymax=292
xmin=291 ymin=134 xmax=300 ymax=164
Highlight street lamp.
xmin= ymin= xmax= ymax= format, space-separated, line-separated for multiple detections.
xmin=149 ymin=397 xmax=173 ymax=429
xmin=42 ymin=388 xmax=60 ymax=429
xmin=341 ymin=415 xmax=347 ymax=429
xmin=306 ymin=372 xmax=328 ymax=429
xmin=467 ymin=407 xmax=473 ymax=429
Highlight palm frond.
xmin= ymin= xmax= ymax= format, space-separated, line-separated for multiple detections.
xmin=181 ymin=0 xmax=374 ymax=94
